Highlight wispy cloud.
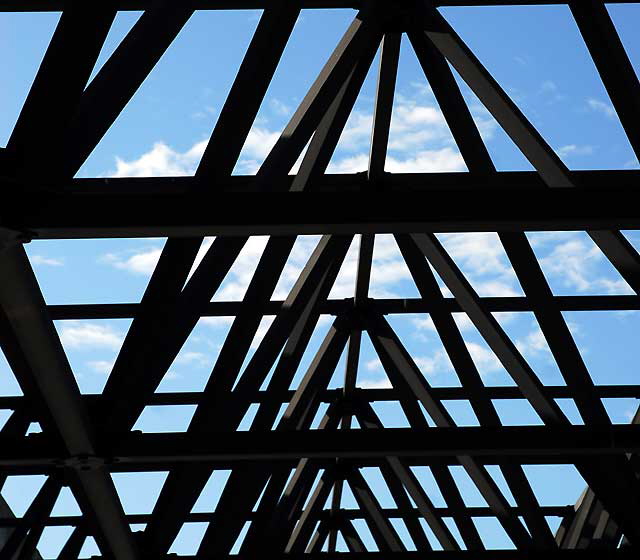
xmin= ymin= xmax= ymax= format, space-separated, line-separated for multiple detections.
xmin=107 ymin=91 xmax=476 ymax=178
xmin=101 ymin=247 xmax=163 ymax=275
xmin=464 ymin=342 xmax=504 ymax=377
xmin=111 ymin=140 xmax=207 ymax=177
xmin=59 ymin=322 xmax=124 ymax=350
xmin=327 ymin=147 xmax=465 ymax=174
xmin=174 ymin=351 xmax=210 ymax=367
xmin=108 ymin=125 xmax=282 ymax=177
xmin=365 ymin=358 xmax=382 ymax=371
xmin=101 ymin=238 xmax=216 ymax=279
xmin=269 ymin=98 xmax=292 ymax=116
xmin=557 ymin=144 xmax=594 ymax=159
xmin=359 ymin=376 xmax=392 ymax=389
xmin=30 ymin=255 xmax=64 ymax=267
xmin=586 ymin=98 xmax=616 ymax=119
xmin=86 ymin=360 xmax=114 ymax=375
xmin=536 ymin=233 xmax=632 ymax=294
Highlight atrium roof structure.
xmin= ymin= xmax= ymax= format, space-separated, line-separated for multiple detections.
xmin=1 ymin=0 xmax=639 ymax=558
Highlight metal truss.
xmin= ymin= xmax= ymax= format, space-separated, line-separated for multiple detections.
xmin=0 ymin=0 xmax=639 ymax=558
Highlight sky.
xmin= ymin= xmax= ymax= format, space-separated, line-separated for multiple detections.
xmin=1 ymin=3 xmax=640 ymax=557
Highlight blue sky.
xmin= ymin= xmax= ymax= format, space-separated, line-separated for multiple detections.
xmin=1 ymin=4 xmax=640 ymax=557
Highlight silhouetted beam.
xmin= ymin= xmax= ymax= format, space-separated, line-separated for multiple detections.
xmin=368 ymin=33 xmax=400 ymax=179
xmin=0 ymin=505 xmax=575 ymax=528
xmin=570 ymin=0 xmax=640 ymax=159
xmin=0 ymin=246 xmax=138 ymax=560
xmin=4 ymin=384 xmax=640 ymax=412
xmin=0 ymin=452 xmax=631 ymax=475
xmin=41 ymin=550 xmax=640 ymax=560
xmin=45 ymin=294 xmax=640 ymax=320
xmin=0 ymin=495 xmax=44 ymax=560
xmin=5 ymin=188 xmax=640 ymax=238
xmin=4 ymin=4 xmax=115 ymax=177
xmin=3 ymin=425 xmax=640 ymax=468
xmin=61 ymin=2 xmax=194 ymax=176
xmin=5 ymin=169 xmax=638 ymax=193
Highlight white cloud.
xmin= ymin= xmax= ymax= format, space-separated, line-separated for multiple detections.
xmin=86 ymin=360 xmax=114 ymax=375
xmin=108 ymin=90 xmax=480 ymax=179
xmin=101 ymin=237 xmax=217 ymax=280
xmin=537 ymin=80 xmax=566 ymax=104
xmin=362 ymin=339 xmax=502 ymax=385
xmin=203 ymin=314 xmax=274 ymax=351
xmin=469 ymin=105 xmax=499 ymax=142
xmin=108 ymin=126 xmax=281 ymax=178
xmin=587 ymin=98 xmax=616 ymax=119
xmin=162 ymin=370 xmax=181 ymax=381
xmin=192 ymin=106 xmax=216 ymax=120
xmin=30 ymin=255 xmax=64 ymax=267
xmin=540 ymin=80 xmax=558 ymax=94
xmin=557 ymin=144 xmax=594 ymax=158
xmin=240 ymin=127 xmax=281 ymax=160
xmin=269 ymin=98 xmax=292 ymax=116
xmin=386 ymin=148 xmax=465 ymax=173
xmin=409 ymin=81 xmax=433 ymax=96
xmin=200 ymin=316 xmax=234 ymax=328
xmin=465 ymin=342 xmax=503 ymax=377
xmin=327 ymin=147 xmax=465 ymax=174
xmin=412 ymin=316 xmax=436 ymax=332
xmin=365 ymin=358 xmax=382 ymax=371
xmin=326 ymin=154 xmax=368 ymax=173
xmin=101 ymin=247 xmax=162 ymax=275
xmin=111 ymin=140 xmax=207 ymax=177
xmin=415 ymin=350 xmax=453 ymax=376
xmin=359 ymin=376 xmax=392 ymax=389
xmin=539 ymin=234 xmax=632 ymax=294
xmin=210 ymin=237 xmax=270 ymax=301
xmin=249 ymin=316 xmax=275 ymax=349
xmin=413 ymin=313 xmax=478 ymax=335
xmin=174 ymin=351 xmax=210 ymax=366
xmin=59 ymin=322 xmax=124 ymax=350
xmin=516 ymin=326 xmax=553 ymax=361
xmin=436 ymin=233 xmax=522 ymax=297
xmin=335 ymin=112 xmax=373 ymax=152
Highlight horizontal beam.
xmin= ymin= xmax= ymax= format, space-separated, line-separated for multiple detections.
xmin=3 ymin=385 xmax=640 ymax=415
xmin=5 ymin=186 xmax=640 ymax=238
xmin=0 ymin=0 xmax=637 ymax=11
xmin=0 ymin=454 xmax=630 ymax=475
xmin=2 ymin=425 xmax=640 ymax=469
xmin=45 ymin=295 xmax=640 ymax=320
xmin=3 ymin=385 xmax=640 ymax=411
xmin=0 ymin=505 xmax=574 ymax=528
xmin=33 ymin=550 xmax=638 ymax=559
xmin=12 ymin=170 xmax=640 ymax=193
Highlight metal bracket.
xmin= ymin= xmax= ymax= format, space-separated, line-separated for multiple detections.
xmin=58 ymin=454 xmax=106 ymax=472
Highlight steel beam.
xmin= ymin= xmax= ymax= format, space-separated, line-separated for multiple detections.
xmin=5 ymin=2 xmax=115 ymax=177
xmin=39 ymin=552 xmax=639 ymax=560
xmin=5 ymin=425 xmax=640 ymax=467
xmin=45 ymin=294 xmax=640 ymax=320
xmin=0 ymin=505 xmax=576 ymax=529
xmin=0 ymin=246 xmax=138 ymax=560
xmin=6 ymin=187 xmax=640 ymax=238
xmin=570 ymin=0 xmax=640 ymax=159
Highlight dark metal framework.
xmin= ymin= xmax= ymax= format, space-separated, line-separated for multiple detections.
xmin=0 ymin=0 xmax=639 ymax=558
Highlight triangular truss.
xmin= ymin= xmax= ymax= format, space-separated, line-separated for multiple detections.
xmin=1 ymin=1 xmax=640 ymax=558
